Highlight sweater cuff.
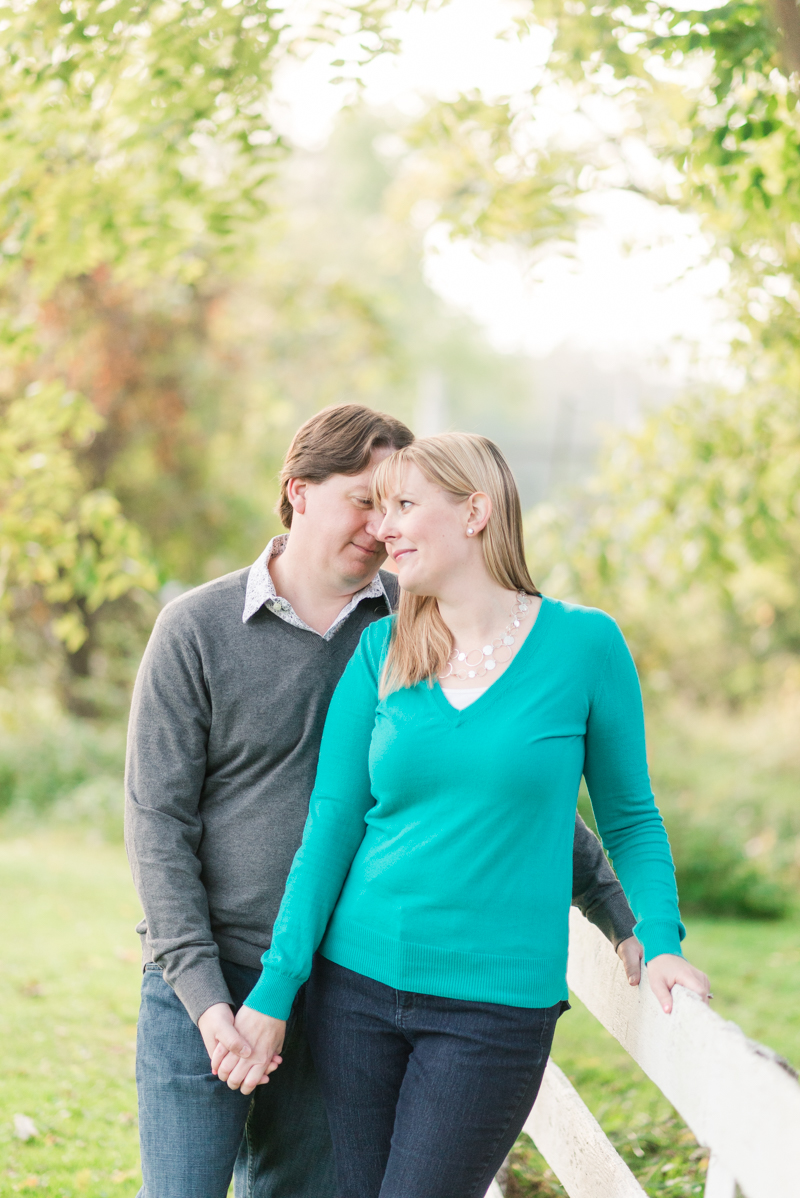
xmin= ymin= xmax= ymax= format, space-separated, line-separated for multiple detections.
xmin=582 ymin=887 xmax=637 ymax=950
xmin=244 ymin=966 xmax=302 ymax=1021
xmin=635 ymin=918 xmax=686 ymax=963
xmin=170 ymin=959 xmax=234 ymax=1025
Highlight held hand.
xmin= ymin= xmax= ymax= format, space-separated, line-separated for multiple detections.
xmin=647 ymin=953 xmax=710 ymax=1014
xmin=213 ymin=1006 xmax=286 ymax=1096
xmin=616 ymin=936 xmax=643 ymax=986
xmin=197 ymin=1002 xmax=253 ymax=1065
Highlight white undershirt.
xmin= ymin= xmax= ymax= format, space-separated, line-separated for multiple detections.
xmin=441 ymin=687 xmax=485 ymax=710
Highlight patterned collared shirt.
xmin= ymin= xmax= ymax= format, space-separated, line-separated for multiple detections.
xmin=242 ymin=534 xmax=390 ymax=640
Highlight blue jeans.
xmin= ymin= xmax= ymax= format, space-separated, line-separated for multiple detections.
xmin=306 ymin=956 xmax=562 ymax=1198
xmin=136 ymin=959 xmax=336 ymax=1198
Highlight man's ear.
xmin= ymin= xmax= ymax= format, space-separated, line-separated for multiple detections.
xmin=286 ymin=477 xmax=308 ymax=517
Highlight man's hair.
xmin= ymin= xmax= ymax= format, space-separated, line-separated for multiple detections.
xmin=277 ymin=403 xmax=414 ymax=528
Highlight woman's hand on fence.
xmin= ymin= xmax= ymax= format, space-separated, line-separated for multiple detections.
xmin=647 ymin=954 xmax=710 ymax=1014
xmin=211 ymin=1007 xmax=286 ymax=1095
xmin=616 ymin=936 xmax=643 ymax=985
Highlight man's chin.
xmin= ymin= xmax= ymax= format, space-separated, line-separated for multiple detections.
xmin=340 ymin=550 xmax=385 ymax=588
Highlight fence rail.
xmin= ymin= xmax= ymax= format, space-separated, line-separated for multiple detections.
xmin=494 ymin=909 xmax=800 ymax=1198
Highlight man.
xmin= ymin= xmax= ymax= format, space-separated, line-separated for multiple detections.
xmin=125 ymin=403 xmax=641 ymax=1198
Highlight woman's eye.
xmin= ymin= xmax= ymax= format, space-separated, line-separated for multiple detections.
xmin=400 ymin=500 xmax=412 ymax=511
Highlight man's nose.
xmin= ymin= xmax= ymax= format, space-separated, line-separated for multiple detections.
xmin=364 ymin=509 xmax=384 ymax=540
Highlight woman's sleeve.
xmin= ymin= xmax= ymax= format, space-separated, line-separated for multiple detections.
xmin=583 ymin=620 xmax=686 ymax=963
xmin=244 ymin=624 xmax=387 ymax=1019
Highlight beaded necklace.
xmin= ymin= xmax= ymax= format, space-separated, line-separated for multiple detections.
xmin=438 ymin=591 xmax=532 ymax=681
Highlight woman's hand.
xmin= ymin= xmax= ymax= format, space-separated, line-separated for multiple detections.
xmin=647 ymin=953 xmax=710 ymax=1013
xmin=212 ymin=1007 xmax=286 ymax=1095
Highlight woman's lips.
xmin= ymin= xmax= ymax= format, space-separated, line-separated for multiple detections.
xmin=393 ymin=548 xmax=416 ymax=562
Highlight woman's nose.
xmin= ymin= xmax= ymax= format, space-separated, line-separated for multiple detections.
xmin=374 ymin=511 xmax=395 ymax=543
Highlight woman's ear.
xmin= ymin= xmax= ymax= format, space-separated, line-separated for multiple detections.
xmin=286 ymin=477 xmax=309 ymax=517
xmin=466 ymin=492 xmax=492 ymax=534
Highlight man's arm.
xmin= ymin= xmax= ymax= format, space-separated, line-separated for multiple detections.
xmin=572 ymin=811 xmax=640 ymax=962
xmin=124 ymin=606 xmax=232 ymax=1025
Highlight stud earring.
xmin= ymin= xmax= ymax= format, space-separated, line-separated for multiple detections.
xmin=467 ymin=527 xmax=474 ymax=536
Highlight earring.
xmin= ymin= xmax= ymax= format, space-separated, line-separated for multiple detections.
xmin=467 ymin=528 xmax=474 ymax=536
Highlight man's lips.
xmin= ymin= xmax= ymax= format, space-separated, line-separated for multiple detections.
xmin=351 ymin=542 xmax=380 ymax=556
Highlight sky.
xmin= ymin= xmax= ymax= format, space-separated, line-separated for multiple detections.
xmin=270 ymin=0 xmax=734 ymax=382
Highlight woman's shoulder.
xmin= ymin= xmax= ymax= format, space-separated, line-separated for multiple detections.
xmin=542 ymin=595 xmax=623 ymax=648
xmin=358 ymin=613 xmax=396 ymax=665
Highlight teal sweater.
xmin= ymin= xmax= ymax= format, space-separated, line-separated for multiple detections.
xmin=245 ymin=598 xmax=685 ymax=1020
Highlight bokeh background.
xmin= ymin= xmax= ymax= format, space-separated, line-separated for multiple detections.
xmin=2 ymin=1 xmax=799 ymax=1194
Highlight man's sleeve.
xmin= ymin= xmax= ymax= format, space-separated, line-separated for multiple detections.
xmin=124 ymin=607 xmax=232 ymax=1024
xmin=572 ymin=812 xmax=636 ymax=949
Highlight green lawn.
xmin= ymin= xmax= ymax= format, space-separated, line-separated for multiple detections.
xmin=2 ymin=833 xmax=799 ymax=1198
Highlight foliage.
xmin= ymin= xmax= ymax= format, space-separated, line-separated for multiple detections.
xmin=669 ymin=820 xmax=789 ymax=919
xmin=534 ymin=0 xmax=800 ymax=342
xmin=398 ymin=92 xmax=583 ymax=250
xmin=395 ymin=0 xmax=800 ymax=708
xmin=0 ymin=380 xmax=157 ymax=658
xmin=0 ymin=1 xmax=419 ymax=702
xmin=526 ymin=372 xmax=800 ymax=701
xmin=0 ymin=0 xmax=408 ymax=293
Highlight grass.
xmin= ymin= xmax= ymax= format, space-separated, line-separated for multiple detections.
xmin=3 ymin=833 xmax=800 ymax=1197
xmin=0 ymin=834 xmax=142 ymax=1197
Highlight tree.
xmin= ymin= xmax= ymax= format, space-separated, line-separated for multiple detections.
xmin=401 ymin=0 xmax=800 ymax=699
xmin=0 ymin=0 xmax=409 ymax=700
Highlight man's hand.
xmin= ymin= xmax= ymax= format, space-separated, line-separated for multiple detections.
xmin=647 ymin=954 xmax=710 ymax=1013
xmin=212 ymin=1006 xmax=286 ymax=1096
xmin=197 ymin=1002 xmax=253 ymax=1064
xmin=617 ymin=936 xmax=643 ymax=986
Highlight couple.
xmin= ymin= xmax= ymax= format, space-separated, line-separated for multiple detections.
xmin=126 ymin=403 xmax=709 ymax=1198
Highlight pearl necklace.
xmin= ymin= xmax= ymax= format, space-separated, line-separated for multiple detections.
xmin=438 ymin=592 xmax=532 ymax=681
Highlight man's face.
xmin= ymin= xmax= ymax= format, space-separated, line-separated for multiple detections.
xmin=297 ymin=447 xmax=394 ymax=588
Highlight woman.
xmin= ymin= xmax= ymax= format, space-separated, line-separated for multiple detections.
xmin=215 ymin=433 xmax=709 ymax=1198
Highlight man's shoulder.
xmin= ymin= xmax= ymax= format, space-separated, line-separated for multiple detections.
xmin=378 ymin=568 xmax=400 ymax=611
xmin=155 ymin=568 xmax=250 ymax=638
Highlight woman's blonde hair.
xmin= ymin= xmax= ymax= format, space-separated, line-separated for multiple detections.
xmin=372 ymin=432 xmax=539 ymax=697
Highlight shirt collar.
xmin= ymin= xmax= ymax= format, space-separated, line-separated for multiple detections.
xmin=242 ymin=533 xmax=389 ymax=640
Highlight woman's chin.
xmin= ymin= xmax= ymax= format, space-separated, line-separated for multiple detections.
xmin=396 ymin=572 xmax=436 ymax=597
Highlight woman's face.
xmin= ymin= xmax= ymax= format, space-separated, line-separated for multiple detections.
xmin=374 ymin=463 xmax=484 ymax=596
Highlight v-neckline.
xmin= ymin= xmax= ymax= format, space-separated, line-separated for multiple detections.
xmin=430 ymin=595 xmax=553 ymax=723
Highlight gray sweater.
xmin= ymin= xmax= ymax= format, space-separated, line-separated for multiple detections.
xmin=125 ymin=566 xmax=635 ymax=1023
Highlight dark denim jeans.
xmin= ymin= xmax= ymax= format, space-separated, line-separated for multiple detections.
xmin=306 ymin=956 xmax=562 ymax=1198
xmin=136 ymin=959 xmax=336 ymax=1198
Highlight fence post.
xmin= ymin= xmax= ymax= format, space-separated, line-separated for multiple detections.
xmin=704 ymin=1154 xmax=737 ymax=1198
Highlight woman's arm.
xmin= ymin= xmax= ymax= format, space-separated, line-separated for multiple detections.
xmin=583 ymin=619 xmax=684 ymax=960
xmin=249 ymin=626 xmax=387 ymax=1016
xmin=215 ymin=623 xmax=389 ymax=1093
xmin=583 ymin=618 xmax=709 ymax=1009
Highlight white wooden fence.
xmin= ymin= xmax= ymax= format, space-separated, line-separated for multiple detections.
xmin=489 ymin=909 xmax=800 ymax=1198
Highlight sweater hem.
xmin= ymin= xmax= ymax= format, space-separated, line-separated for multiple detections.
xmin=320 ymin=919 xmax=569 ymax=1009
